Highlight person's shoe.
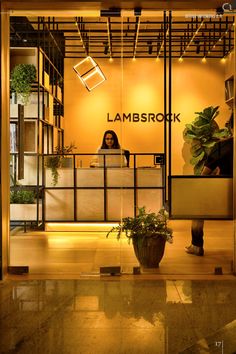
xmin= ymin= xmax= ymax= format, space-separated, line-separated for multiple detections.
xmin=185 ymin=244 xmax=204 ymax=256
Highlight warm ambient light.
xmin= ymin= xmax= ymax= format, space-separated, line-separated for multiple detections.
xmin=46 ymin=222 xmax=118 ymax=232
xmin=73 ymin=56 xmax=106 ymax=91
xmin=221 ymin=57 xmax=226 ymax=63
xmin=178 ymin=57 xmax=183 ymax=62
xmin=202 ymin=57 xmax=207 ymax=63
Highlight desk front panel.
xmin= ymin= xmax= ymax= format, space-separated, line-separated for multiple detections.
xmin=45 ymin=167 xmax=163 ymax=221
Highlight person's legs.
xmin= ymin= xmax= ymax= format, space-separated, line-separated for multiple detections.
xmin=191 ymin=219 xmax=204 ymax=247
xmin=185 ymin=219 xmax=204 ymax=256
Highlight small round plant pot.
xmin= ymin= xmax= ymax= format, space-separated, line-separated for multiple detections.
xmin=132 ymin=236 xmax=166 ymax=268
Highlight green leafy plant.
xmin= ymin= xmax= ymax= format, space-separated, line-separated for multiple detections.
xmin=183 ymin=106 xmax=232 ymax=175
xmin=10 ymin=64 xmax=37 ymax=105
xmin=107 ymin=207 xmax=173 ymax=244
xmin=10 ymin=189 xmax=35 ymax=204
xmin=45 ymin=143 xmax=76 ymax=186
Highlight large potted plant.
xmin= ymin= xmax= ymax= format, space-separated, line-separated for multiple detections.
xmin=10 ymin=63 xmax=37 ymax=105
xmin=107 ymin=207 xmax=173 ymax=268
xmin=183 ymin=106 xmax=231 ymax=175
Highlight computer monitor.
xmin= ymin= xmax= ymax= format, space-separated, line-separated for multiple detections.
xmin=97 ymin=149 xmax=127 ymax=167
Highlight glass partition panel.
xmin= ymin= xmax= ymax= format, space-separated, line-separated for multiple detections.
xmin=169 ymin=12 xmax=235 ymax=274
xmin=171 ymin=177 xmax=233 ymax=218
xmin=8 ymin=10 xmax=235 ymax=277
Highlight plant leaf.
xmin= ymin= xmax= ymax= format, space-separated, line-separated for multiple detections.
xmin=184 ymin=106 xmax=222 ymax=171
xmin=190 ymin=150 xmax=205 ymax=165
xmin=194 ymin=160 xmax=206 ymax=175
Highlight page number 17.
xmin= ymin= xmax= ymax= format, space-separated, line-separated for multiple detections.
xmin=215 ymin=340 xmax=224 ymax=353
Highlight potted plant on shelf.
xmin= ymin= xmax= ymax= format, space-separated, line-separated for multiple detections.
xmin=10 ymin=63 xmax=37 ymax=105
xmin=10 ymin=189 xmax=35 ymax=204
xmin=107 ymin=207 xmax=173 ymax=268
xmin=183 ymin=106 xmax=232 ymax=175
xmin=10 ymin=188 xmax=41 ymax=221
xmin=45 ymin=143 xmax=76 ymax=186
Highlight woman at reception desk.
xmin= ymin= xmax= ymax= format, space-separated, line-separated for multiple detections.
xmin=76 ymin=139 xmax=164 ymax=220
xmin=90 ymin=130 xmax=129 ymax=167
xmin=45 ymin=130 xmax=163 ymax=221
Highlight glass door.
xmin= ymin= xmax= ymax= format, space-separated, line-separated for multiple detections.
xmin=8 ymin=9 xmax=235 ymax=276
xmin=169 ymin=11 xmax=235 ymax=275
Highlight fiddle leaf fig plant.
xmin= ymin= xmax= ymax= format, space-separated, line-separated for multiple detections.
xmin=183 ymin=106 xmax=231 ymax=175
xmin=10 ymin=64 xmax=37 ymax=105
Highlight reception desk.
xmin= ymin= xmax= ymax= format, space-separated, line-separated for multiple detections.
xmin=45 ymin=167 xmax=164 ymax=221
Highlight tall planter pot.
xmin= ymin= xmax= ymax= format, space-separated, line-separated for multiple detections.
xmin=132 ymin=236 xmax=166 ymax=268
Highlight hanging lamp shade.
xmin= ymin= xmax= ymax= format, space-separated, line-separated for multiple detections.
xmin=73 ymin=56 xmax=106 ymax=91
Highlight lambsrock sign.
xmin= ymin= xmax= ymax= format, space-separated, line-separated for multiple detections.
xmin=107 ymin=112 xmax=181 ymax=123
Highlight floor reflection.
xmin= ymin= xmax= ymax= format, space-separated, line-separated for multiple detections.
xmin=0 ymin=279 xmax=236 ymax=353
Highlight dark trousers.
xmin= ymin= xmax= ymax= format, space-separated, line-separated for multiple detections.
xmin=191 ymin=220 xmax=204 ymax=247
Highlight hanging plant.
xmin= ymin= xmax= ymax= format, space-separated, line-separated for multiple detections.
xmin=45 ymin=143 xmax=77 ymax=186
xmin=10 ymin=64 xmax=37 ymax=105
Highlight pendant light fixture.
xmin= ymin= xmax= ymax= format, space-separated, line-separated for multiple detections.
xmin=73 ymin=56 xmax=106 ymax=91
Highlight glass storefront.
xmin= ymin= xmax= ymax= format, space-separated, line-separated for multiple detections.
xmin=2 ymin=5 xmax=236 ymax=276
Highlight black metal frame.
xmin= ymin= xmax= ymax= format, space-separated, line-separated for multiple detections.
xmin=10 ymin=15 xmax=234 ymax=59
xmin=42 ymin=152 xmax=165 ymax=223
xmin=10 ymin=17 xmax=65 ymax=231
xmin=8 ymin=13 xmax=235 ymax=227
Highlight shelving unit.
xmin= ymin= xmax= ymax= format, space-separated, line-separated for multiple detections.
xmin=10 ymin=46 xmax=64 ymax=228
xmin=225 ymin=76 xmax=234 ymax=106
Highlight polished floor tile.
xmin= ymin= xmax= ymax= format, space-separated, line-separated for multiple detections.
xmin=0 ymin=279 xmax=236 ymax=353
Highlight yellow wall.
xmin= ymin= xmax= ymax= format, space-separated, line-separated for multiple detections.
xmin=64 ymin=58 xmax=230 ymax=174
xmin=225 ymin=51 xmax=235 ymax=79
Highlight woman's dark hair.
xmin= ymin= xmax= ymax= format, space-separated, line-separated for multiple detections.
xmin=101 ymin=130 xmax=120 ymax=149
